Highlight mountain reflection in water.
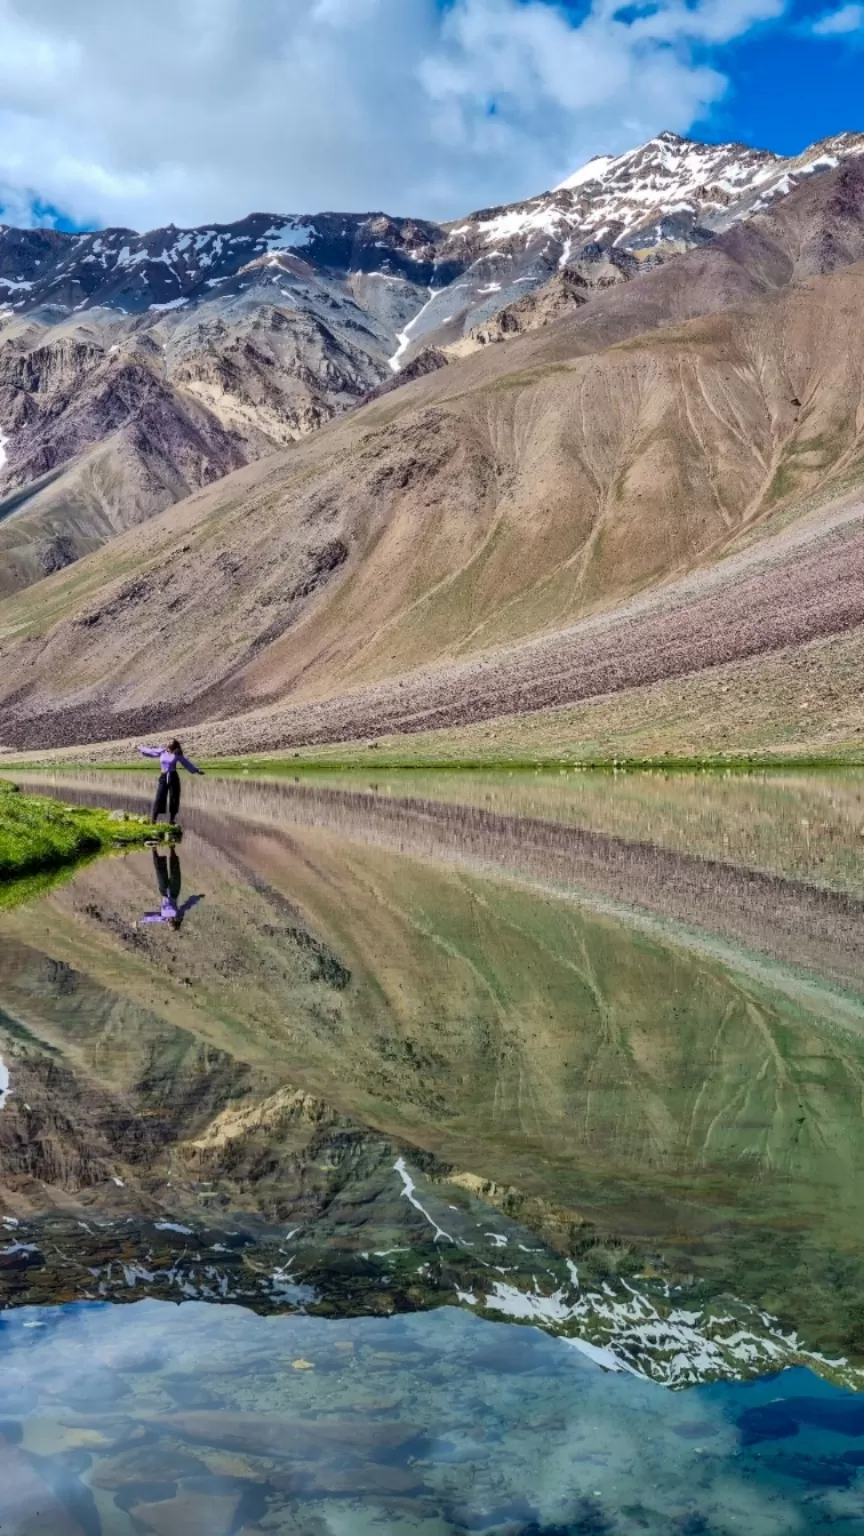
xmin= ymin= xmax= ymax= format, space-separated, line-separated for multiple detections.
xmin=0 ymin=767 xmax=863 ymax=1531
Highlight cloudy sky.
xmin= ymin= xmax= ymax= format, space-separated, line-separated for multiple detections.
xmin=0 ymin=0 xmax=860 ymax=232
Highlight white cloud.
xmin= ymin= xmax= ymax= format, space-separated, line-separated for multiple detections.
xmin=810 ymin=0 xmax=863 ymax=31
xmin=0 ymin=0 xmax=787 ymax=233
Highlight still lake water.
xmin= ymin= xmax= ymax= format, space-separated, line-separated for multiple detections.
xmin=0 ymin=766 xmax=863 ymax=1534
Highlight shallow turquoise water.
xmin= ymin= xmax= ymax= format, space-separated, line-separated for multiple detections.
xmin=1 ymin=767 xmax=863 ymax=1532
xmin=4 ymin=1299 xmax=864 ymax=1534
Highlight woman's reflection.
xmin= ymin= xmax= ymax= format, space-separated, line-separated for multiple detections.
xmin=141 ymin=848 xmax=203 ymax=930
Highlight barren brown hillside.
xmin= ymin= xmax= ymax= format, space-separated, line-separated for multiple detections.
xmin=1 ymin=165 xmax=864 ymax=754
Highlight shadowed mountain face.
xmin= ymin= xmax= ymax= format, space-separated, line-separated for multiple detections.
xmin=0 ymin=130 xmax=862 ymax=608
xmin=2 ymin=768 xmax=864 ymax=1380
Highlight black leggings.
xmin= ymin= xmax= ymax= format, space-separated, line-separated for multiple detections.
xmin=153 ymin=847 xmax=181 ymax=900
xmin=152 ymin=770 xmax=181 ymax=823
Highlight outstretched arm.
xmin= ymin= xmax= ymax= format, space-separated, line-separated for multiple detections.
xmin=138 ymin=746 xmax=163 ymax=759
xmin=177 ymin=895 xmax=204 ymax=917
xmin=178 ymin=754 xmax=204 ymax=775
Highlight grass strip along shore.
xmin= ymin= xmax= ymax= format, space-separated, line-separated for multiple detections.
xmin=0 ymin=778 xmax=174 ymax=909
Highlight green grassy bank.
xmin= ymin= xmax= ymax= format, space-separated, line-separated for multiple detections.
xmin=200 ymin=750 xmax=864 ymax=775
xmin=0 ymin=779 xmax=172 ymax=904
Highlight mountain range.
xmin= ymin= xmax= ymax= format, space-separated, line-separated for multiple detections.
xmin=1 ymin=128 xmax=864 ymax=758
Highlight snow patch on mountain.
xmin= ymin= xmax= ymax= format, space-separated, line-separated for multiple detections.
xmin=470 ymin=1274 xmax=863 ymax=1391
xmin=556 ymin=154 xmax=617 ymax=191
xmin=389 ymin=286 xmax=438 ymax=372
xmin=393 ymin=1156 xmax=455 ymax=1241
xmin=261 ymin=221 xmax=315 ymax=252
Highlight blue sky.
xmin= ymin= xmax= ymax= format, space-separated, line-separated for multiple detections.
xmin=692 ymin=0 xmax=863 ymax=151
xmin=0 ymin=0 xmax=860 ymax=233
xmin=546 ymin=0 xmax=863 ymax=154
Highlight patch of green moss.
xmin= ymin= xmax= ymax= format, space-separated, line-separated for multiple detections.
xmin=0 ymin=861 xmax=95 ymax=915
xmin=0 ymin=778 xmax=171 ymax=883
xmin=613 ymin=325 xmax=720 ymax=350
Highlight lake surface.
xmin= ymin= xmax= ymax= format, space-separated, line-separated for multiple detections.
xmin=1 ymin=765 xmax=863 ymax=1533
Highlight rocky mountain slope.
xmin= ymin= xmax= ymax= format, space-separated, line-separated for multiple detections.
xmin=0 ymin=300 xmax=400 ymax=598
xmin=0 ymin=129 xmax=862 ymax=599
xmin=443 ymin=128 xmax=864 ymax=350
xmin=472 ymin=144 xmax=864 ymax=348
xmin=1 ymin=156 xmax=864 ymax=756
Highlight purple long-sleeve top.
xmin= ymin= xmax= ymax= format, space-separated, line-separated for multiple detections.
xmin=142 ymin=895 xmax=204 ymax=924
xmin=138 ymin=746 xmax=203 ymax=775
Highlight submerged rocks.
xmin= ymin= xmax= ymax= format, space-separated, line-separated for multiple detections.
xmin=127 ymin=1487 xmax=243 ymax=1536
xmin=89 ymin=1445 xmax=210 ymax=1491
xmin=39 ymin=1370 xmax=130 ymax=1413
xmin=270 ymin=1462 xmax=427 ymax=1496
xmin=151 ymin=1409 xmax=428 ymax=1461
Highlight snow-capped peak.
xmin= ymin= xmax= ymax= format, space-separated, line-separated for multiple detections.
xmin=447 ymin=129 xmax=864 ymax=261
xmin=555 ymin=153 xmax=616 ymax=192
xmin=554 ymin=131 xmax=778 ymax=193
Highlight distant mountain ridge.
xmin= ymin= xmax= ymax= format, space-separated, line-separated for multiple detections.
xmin=2 ymin=130 xmax=862 ymax=327
xmin=0 ymin=210 xmax=451 ymax=319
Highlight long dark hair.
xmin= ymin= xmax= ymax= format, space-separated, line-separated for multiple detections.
xmin=169 ymin=738 xmax=182 ymax=754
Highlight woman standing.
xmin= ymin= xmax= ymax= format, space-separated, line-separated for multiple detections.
xmin=137 ymin=739 xmax=204 ymax=824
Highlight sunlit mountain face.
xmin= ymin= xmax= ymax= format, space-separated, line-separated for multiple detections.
xmin=1 ymin=127 xmax=863 ymax=609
